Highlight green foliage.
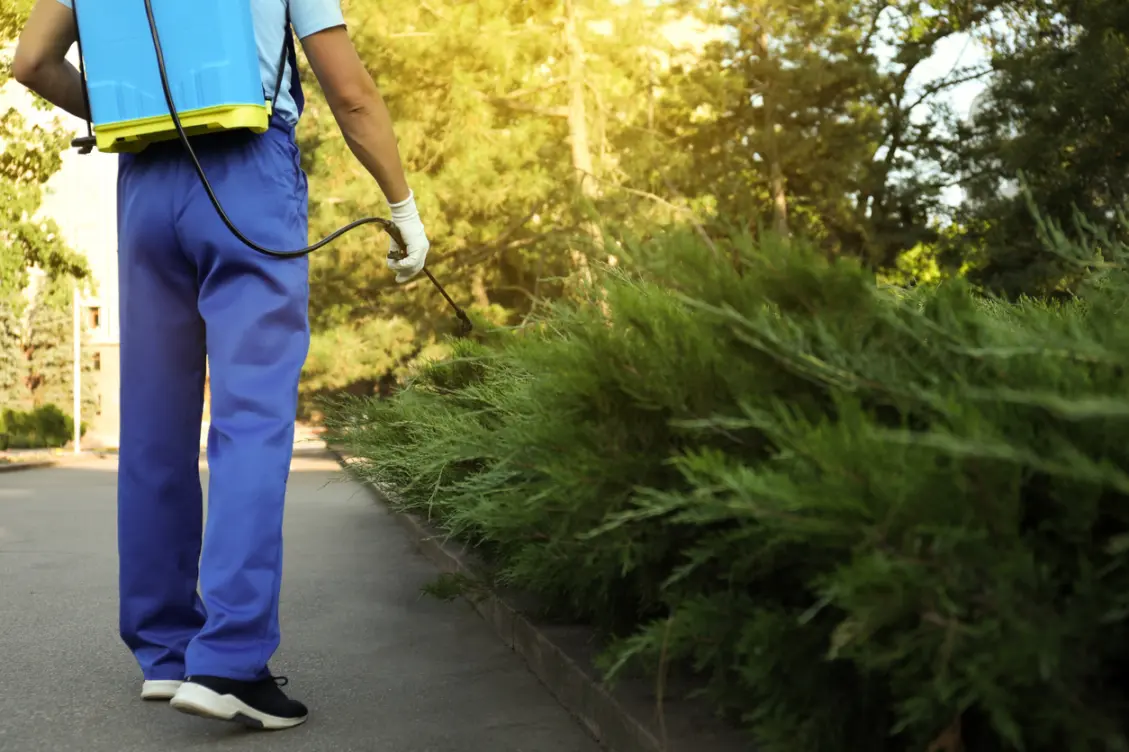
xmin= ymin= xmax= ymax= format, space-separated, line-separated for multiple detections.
xmin=1 ymin=0 xmax=89 ymax=304
xmin=10 ymin=0 xmax=1129 ymax=405
xmin=300 ymin=316 xmax=436 ymax=420
xmin=297 ymin=0 xmax=683 ymax=335
xmin=419 ymin=572 xmax=491 ymax=604
xmin=956 ymin=0 xmax=1129 ymax=295
xmin=656 ymin=0 xmax=969 ymax=262
xmin=0 ymin=106 xmax=86 ymax=291
xmin=0 ymin=298 xmax=22 ymax=406
xmin=19 ymin=278 xmax=97 ymax=420
xmin=0 ymin=404 xmax=80 ymax=450
xmin=23 ymin=284 xmax=72 ymax=406
xmin=0 ymin=0 xmax=33 ymax=44
xmin=327 ymin=219 xmax=1129 ymax=751
xmin=292 ymin=0 xmax=1026 ymax=399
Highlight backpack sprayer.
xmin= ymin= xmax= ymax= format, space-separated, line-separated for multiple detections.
xmin=67 ymin=0 xmax=472 ymax=336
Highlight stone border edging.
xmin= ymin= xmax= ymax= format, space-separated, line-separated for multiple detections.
xmin=0 ymin=460 xmax=58 ymax=474
xmin=328 ymin=446 xmax=752 ymax=752
xmin=0 ymin=451 xmax=119 ymax=475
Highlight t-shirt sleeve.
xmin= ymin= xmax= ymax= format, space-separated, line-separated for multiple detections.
xmin=290 ymin=0 xmax=346 ymax=40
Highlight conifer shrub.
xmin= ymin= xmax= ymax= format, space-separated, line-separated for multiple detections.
xmin=325 ymin=222 xmax=1129 ymax=752
xmin=0 ymin=404 xmax=76 ymax=449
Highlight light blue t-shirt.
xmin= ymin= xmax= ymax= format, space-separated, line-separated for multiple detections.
xmin=57 ymin=0 xmax=345 ymax=127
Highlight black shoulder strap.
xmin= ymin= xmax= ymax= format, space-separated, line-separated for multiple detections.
xmin=69 ymin=0 xmax=97 ymax=153
xmin=268 ymin=1 xmax=292 ymax=107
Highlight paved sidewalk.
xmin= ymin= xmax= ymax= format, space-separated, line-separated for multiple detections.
xmin=0 ymin=452 xmax=601 ymax=752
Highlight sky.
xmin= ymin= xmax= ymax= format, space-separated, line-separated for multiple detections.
xmin=902 ymin=31 xmax=992 ymax=206
xmin=908 ymin=33 xmax=990 ymax=122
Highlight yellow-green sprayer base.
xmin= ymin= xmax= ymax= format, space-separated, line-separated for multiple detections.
xmin=94 ymin=102 xmax=272 ymax=154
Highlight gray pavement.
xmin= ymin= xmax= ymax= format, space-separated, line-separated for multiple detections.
xmin=0 ymin=452 xmax=601 ymax=752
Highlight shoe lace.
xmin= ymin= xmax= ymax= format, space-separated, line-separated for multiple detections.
xmin=273 ymin=676 xmax=289 ymax=688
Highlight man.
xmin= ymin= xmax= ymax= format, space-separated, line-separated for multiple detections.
xmin=13 ymin=0 xmax=428 ymax=731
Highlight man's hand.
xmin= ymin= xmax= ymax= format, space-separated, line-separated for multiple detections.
xmin=387 ymin=191 xmax=429 ymax=283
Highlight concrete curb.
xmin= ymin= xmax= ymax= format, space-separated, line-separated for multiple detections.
xmin=0 ymin=451 xmax=119 ymax=475
xmin=0 ymin=460 xmax=58 ymax=474
xmin=329 ymin=446 xmax=751 ymax=752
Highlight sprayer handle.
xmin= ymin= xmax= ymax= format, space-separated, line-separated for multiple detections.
xmin=72 ymin=135 xmax=96 ymax=154
xmin=382 ymin=219 xmax=408 ymax=261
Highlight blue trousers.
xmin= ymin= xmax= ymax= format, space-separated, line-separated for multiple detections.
xmin=115 ymin=118 xmax=310 ymax=681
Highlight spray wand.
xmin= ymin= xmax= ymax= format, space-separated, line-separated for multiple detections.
xmin=68 ymin=0 xmax=472 ymax=337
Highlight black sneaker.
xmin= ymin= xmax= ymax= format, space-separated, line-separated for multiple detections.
xmin=170 ymin=675 xmax=308 ymax=730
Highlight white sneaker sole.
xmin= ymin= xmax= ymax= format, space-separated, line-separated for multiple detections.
xmin=169 ymin=682 xmax=308 ymax=730
xmin=141 ymin=680 xmax=183 ymax=701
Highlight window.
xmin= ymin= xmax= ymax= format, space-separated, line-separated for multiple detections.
xmin=92 ymin=352 xmax=101 ymax=371
xmin=87 ymin=306 xmax=101 ymax=330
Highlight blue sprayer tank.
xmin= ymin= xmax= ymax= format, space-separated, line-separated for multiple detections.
xmin=73 ymin=0 xmax=270 ymax=153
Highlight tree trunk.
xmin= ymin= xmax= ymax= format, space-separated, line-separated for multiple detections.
xmin=769 ymin=156 xmax=788 ymax=236
xmin=566 ymin=0 xmax=597 ymax=202
xmin=471 ymin=266 xmax=490 ymax=309
xmin=564 ymin=0 xmax=603 ymax=292
xmin=757 ymin=28 xmax=788 ymax=237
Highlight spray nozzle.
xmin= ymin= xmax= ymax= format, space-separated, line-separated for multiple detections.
xmin=455 ymin=309 xmax=473 ymax=337
xmin=376 ymin=220 xmax=472 ymax=338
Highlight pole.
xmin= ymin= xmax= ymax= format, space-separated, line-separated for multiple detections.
xmin=73 ymin=282 xmax=81 ymax=455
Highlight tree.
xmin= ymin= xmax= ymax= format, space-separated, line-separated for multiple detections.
xmin=294 ymin=0 xmax=690 ymax=396
xmin=21 ymin=276 xmax=97 ymax=422
xmin=0 ymin=298 xmax=22 ymax=407
xmin=300 ymin=0 xmax=572 ymax=334
xmin=299 ymin=0 xmax=687 ymax=323
xmin=648 ymin=0 xmax=1008 ymax=268
xmin=954 ymin=0 xmax=1129 ymax=296
xmin=0 ymin=1 xmax=89 ymax=292
xmin=1 ymin=0 xmax=94 ymax=420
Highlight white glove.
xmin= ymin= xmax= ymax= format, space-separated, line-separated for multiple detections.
xmin=386 ymin=190 xmax=430 ymax=283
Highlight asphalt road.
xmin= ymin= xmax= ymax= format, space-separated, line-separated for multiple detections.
xmin=0 ymin=451 xmax=601 ymax=752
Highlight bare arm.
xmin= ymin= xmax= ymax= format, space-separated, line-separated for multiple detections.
xmin=300 ymin=25 xmax=411 ymax=205
xmin=12 ymin=0 xmax=89 ymax=120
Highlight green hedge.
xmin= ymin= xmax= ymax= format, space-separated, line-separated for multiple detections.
xmin=325 ymin=223 xmax=1129 ymax=752
xmin=0 ymin=404 xmax=78 ymax=450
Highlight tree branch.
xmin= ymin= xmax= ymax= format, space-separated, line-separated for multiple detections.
xmin=860 ymin=0 xmax=892 ymax=52
xmin=473 ymin=90 xmax=569 ymax=118
xmin=903 ymin=68 xmax=992 ymax=116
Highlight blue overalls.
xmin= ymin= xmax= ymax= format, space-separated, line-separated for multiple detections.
xmin=115 ymin=21 xmax=308 ymax=682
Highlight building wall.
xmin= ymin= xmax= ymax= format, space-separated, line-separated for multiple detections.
xmin=92 ymin=343 xmax=120 ymax=439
